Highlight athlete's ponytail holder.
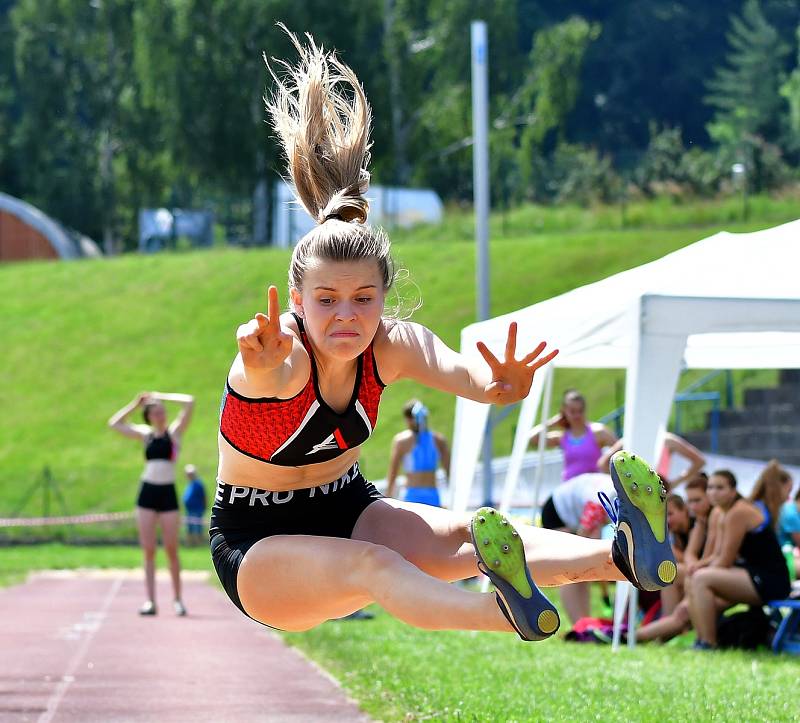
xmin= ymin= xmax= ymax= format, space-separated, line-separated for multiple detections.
xmin=411 ymin=401 xmax=428 ymax=432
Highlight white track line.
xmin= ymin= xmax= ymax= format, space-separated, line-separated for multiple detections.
xmin=38 ymin=577 xmax=123 ymax=723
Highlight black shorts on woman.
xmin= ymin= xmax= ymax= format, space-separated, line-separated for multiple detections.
xmin=210 ymin=462 xmax=382 ymax=620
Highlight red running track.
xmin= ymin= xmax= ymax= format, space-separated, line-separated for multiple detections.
xmin=0 ymin=571 xmax=369 ymax=722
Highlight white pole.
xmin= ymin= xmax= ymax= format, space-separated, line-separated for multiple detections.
xmin=471 ymin=20 xmax=493 ymax=506
xmin=471 ymin=20 xmax=490 ymax=323
xmin=531 ymin=364 xmax=554 ymax=512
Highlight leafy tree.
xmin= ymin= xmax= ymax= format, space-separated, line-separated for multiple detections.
xmin=706 ymin=0 xmax=790 ymax=149
xmin=780 ymin=26 xmax=800 ymax=152
xmin=514 ymin=16 xmax=600 ymax=196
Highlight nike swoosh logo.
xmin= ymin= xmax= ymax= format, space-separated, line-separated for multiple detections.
xmin=619 ymin=521 xmax=639 ymax=586
xmin=494 ymin=586 xmax=528 ymax=638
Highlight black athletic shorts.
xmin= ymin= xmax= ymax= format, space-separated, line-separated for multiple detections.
xmin=540 ymin=495 xmax=566 ymax=530
xmin=136 ymin=481 xmax=179 ymax=512
xmin=740 ymin=563 xmax=791 ymax=604
xmin=209 ymin=462 xmax=382 ymax=619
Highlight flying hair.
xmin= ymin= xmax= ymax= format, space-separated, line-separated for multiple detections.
xmin=264 ymin=24 xmax=372 ymax=225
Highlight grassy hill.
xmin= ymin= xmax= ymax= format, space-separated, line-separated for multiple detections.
xmin=1 ymin=195 xmax=796 ymax=529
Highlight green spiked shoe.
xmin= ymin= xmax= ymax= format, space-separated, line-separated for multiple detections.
xmin=601 ymin=451 xmax=677 ymax=591
xmin=470 ymin=507 xmax=560 ymax=641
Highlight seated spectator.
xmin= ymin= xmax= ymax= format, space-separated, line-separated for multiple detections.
xmin=688 ymin=465 xmax=793 ymax=650
xmin=599 ymin=432 xmax=706 ymax=492
xmin=529 ymin=389 xmax=617 ymax=482
xmin=540 ymin=472 xmax=615 ymax=624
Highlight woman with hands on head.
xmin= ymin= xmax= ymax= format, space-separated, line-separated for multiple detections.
xmin=108 ymin=390 xmax=194 ymax=616
xmin=209 ymin=29 xmax=675 ymax=642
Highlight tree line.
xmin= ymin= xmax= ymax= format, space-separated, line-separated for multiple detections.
xmin=0 ymin=0 xmax=798 ymax=250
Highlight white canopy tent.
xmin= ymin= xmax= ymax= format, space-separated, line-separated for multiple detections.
xmin=448 ymin=218 xmax=800 ymax=646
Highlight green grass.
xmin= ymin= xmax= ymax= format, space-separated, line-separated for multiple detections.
xmin=0 ymin=194 xmax=797 ymax=531
xmin=283 ymin=605 xmax=797 ymax=722
xmin=0 ymin=542 xmax=217 ymax=587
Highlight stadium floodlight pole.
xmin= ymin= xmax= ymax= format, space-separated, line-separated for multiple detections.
xmin=471 ymin=20 xmax=493 ymax=506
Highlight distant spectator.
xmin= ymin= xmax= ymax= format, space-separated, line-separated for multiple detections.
xmin=108 ymin=391 xmax=194 ymax=616
xmin=688 ymin=466 xmax=792 ymax=650
xmin=386 ymin=400 xmax=450 ymax=506
xmin=529 ymin=389 xmax=617 ymax=481
xmin=182 ymin=464 xmax=207 ymax=545
xmin=599 ymin=432 xmax=706 ymax=492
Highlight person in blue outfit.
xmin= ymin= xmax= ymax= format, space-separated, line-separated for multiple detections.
xmin=182 ymin=464 xmax=207 ymax=545
xmin=386 ymin=400 xmax=450 ymax=506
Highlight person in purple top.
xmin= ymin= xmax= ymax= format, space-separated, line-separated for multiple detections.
xmin=528 ymin=389 xmax=617 ymax=481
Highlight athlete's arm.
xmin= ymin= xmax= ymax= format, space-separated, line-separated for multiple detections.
xmin=663 ymin=433 xmax=706 ymax=488
xmin=108 ymin=393 xmax=150 ymax=441
xmin=434 ymin=432 xmax=451 ymax=482
xmin=711 ymin=504 xmax=750 ymax=568
xmin=386 ymin=433 xmax=407 ymax=498
xmin=688 ymin=507 xmax=720 ymax=574
xmin=159 ymin=392 xmax=195 ymax=438
xmin=228 ymin=286 xmax=311 ymax=399
xmin=591 ymin=423 xmax=618 ymax=449
xmin=684 ymin=517 xmax=706 ymax=566
xmin=528 ymin=416 xmax=566 ymax=450
xmin=597 ymin=439 xmax=624 ymax=473
xmin=376 ymin=320 xmax=557 ymax=406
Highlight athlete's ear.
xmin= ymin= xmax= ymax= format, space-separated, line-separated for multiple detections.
xmin=289 ymin=287 xmax=304 ymax=317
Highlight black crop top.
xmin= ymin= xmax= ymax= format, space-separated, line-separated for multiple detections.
xmin=145 ymin=431 xmax=175 ymax=461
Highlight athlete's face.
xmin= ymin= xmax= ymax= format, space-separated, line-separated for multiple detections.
xmin=562 ymin=399 xmax=586 ymax=428
xmin=707 ymin=474 xmax=737 ymax=508
xmin=146 ymin=402 xmax=167 ymax=429
xmin=293 ymin=258 xmax=386 ymax=360
xmin=666 ymin=501 xmax=689 ymax=534
xmin=686 ymin=488 xmax=710 ymax=519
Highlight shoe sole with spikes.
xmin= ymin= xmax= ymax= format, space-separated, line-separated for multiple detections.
xmin=609 ymin=450 xmax=677 ymax=591
xmin=470 ymin=507 xmax=560 ymax=641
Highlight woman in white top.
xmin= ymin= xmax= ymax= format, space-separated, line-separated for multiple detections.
xmin=109 ymin=391 xmax=194 ymax=615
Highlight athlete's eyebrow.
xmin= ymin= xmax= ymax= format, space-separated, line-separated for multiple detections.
xmin=314 ymin=285 xmax=378 ymax=291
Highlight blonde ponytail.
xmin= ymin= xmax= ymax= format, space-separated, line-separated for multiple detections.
xmin=265 ymin=25 xmax=372 ymax=224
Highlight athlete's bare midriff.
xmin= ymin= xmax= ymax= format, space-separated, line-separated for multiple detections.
xmin=217 ymin=433 xmax=362 ymax=491
xmin=405 ymin=470 xmax=437 ymax=489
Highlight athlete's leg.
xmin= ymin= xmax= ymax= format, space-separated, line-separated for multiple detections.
xmin=688 ymin=567 xmax=760 ymax=646
xmin=136 ymin=507 xmax=158 ymax=605
xmin=236 ymin=534 xmax=514 ymax=633
xmin=159 ymin=510 xmax=182 ymax=604
xmin=635 ymin=598 xmax=691 ymax=642
xmin=352 ymin=498 xmax=624 ymax=586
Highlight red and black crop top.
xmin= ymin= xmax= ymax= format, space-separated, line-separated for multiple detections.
xmin=219 ymin=314 xmax=385 ymax=466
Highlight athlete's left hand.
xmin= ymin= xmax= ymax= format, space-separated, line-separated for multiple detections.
xmin=476 ymin=322 xmax=558 ymax=404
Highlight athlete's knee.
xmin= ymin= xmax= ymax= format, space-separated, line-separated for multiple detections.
xmin=141 ymin=545 xmax=157 ymax=560
xmin=349 ymin=542 xmax=406 ymax=588
xmin=691 ymin=568 xmax=713 ymax=588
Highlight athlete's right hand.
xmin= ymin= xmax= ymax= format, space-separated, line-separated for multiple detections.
xmin=236 ymin=286 xmax=294 ymax=370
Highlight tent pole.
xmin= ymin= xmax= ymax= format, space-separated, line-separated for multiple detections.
xmin=531 ymin=365 xmax=555 ymax=516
